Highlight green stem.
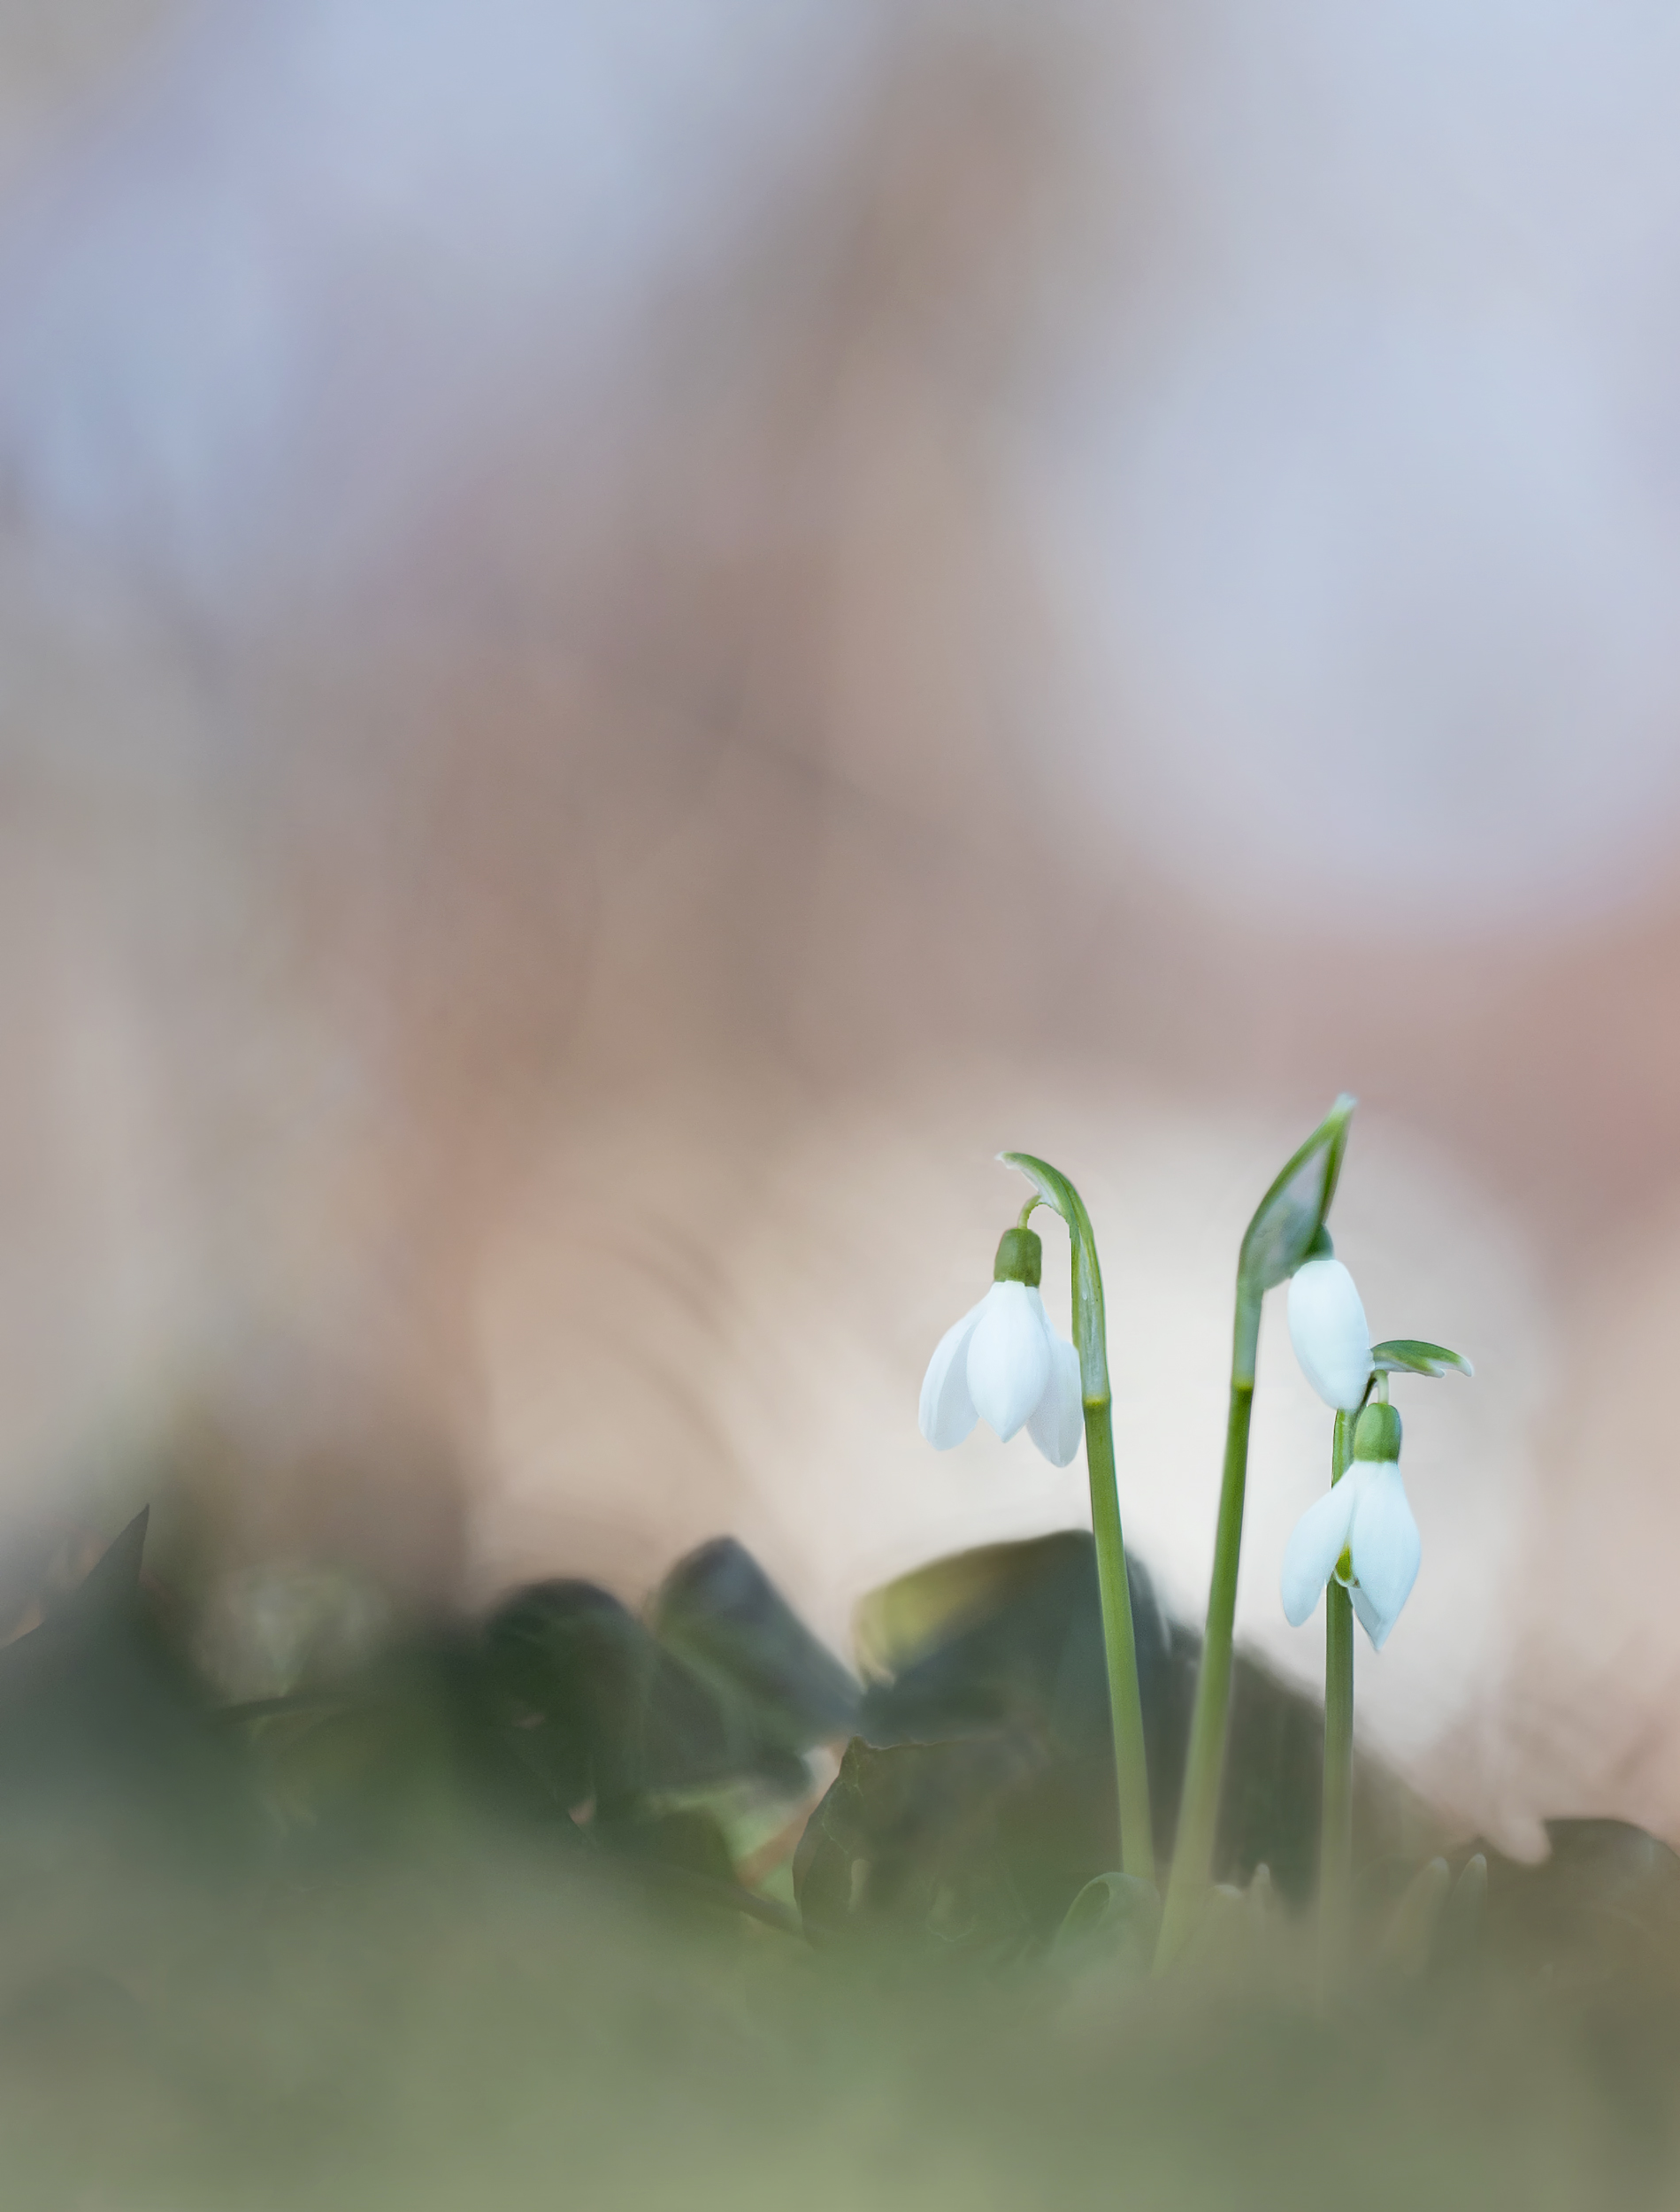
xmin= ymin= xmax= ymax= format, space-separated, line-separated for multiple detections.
xmin=1085 ymin=1392 xmax=1155 ymax=1885
xmin=1319 ymin=1409 xmax=1356 ymax=2001
xmin=1155 ymin=1281 xmax=1261 ymax=1970
xmin=998 ymin=1154 xmax=1153 ymax=1886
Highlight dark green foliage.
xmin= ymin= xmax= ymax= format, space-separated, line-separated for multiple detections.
xmin=0 ymin=1507 xmax=253 ymax=1863
xmin=793 ymin=1733 xmax=1047 ymax=1953
xmin=860 ymin=1532 xmax=1163 ymax=1756
xmin=479 ymin=1578 xmax=658 ymax=1815
xmin=1484 ymin=1820 xmax=1680 ymax=1979
xmin=0 ymin=1509 xmax=1677 ymax=2208
xmin=850 ymin=1530 xmax=1424 ymax=1937
xmin=649 ymin=1535 xmax=862 ymax=1786
xmin=472 ymin=1541 xmax=860 ymax=1829
xmin=0 ymin=1511 xmax=1417 ymax=1936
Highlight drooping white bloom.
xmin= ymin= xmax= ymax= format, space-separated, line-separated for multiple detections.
xmin=1280 ymin=1402 xmax=1420 ymax=1650
xmin=1287 ymin=1256 xmax=1373 ymax=1412
xmin=919 ymin=1279 xmax=1084 ymax=1467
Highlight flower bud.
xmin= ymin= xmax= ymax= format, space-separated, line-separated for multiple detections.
xmin=1286 ymin=1256 xmax=1373 ymax=1412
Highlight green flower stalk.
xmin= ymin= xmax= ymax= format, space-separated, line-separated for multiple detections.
xmin=919 ymin=1156 xmax=1154 ymax=1885
xmin=1155 ymin=1095 xmax=1356 ymax=1971
xmin=1279 ymin=1254 xmax=1473 ymax=1995
xmin=1003 ymin=1153 xmax=1154 ymax=1887
xmin=1319 ymin=1404 xmax=1357 ymax=1996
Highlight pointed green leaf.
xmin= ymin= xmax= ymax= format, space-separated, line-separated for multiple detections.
xmin=1238 ymin=1095 xmax=1356 ymax=1295
xmin=650 ymin=1536 xmax=860 ymax=1758
xmin=1371 ymin=1339 xmax=1475 ymax=1379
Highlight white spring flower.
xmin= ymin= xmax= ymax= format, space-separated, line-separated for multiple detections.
xmin=1280 ymin=1401 xmax=1420 ymax=1650
xmin=1287 ymin=1253 xmax=1373 ymax=1411
xmin=918 ymin=1226 xmax=1084 ymax=1467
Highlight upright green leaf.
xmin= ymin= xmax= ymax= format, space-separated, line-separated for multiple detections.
xmin=1237 ymin=1095 xmax=1356 ymax=1295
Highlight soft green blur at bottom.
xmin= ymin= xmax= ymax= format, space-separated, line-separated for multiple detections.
xmin=1 ymin=1826 xmax=1667 ymax=2212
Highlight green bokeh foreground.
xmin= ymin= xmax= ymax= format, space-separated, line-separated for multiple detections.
xmin=0 ymin=1511 xmax=1675 ymax=2209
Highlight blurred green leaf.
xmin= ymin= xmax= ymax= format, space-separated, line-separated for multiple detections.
xmin=793 ymin=1734 xmax=1044 ymax=1954
xmin=649 ymin=1537 xmax=859 ymax=1783
xmin=1484 ymin=1819 xmax=1680 ymax=1980
xmin=860 ymin=1533 xmax=1168 ymax=1753
xmin=0 ymin=1507 xmax=252 ymax=1860
xmin=480 ymin=1578 xmax=656 ymax=1816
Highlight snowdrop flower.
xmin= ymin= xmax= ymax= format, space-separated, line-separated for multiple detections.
xmin=918 ymin=1225 xmax=1084 ymax=1467
xmin=1280 ymin=1402 xmax=1419 ymax=1650
xmin=1287 ymin=1253 xmax=1373 ymax=1411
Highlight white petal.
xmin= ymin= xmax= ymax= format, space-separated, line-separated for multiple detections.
xmin=1348 ymin=1580 xmax=1384 ymax=1647
xmin=1279 ymin=1465 xmax=1369 ymax=1626
xmin=966 ymin=1281 xmax=1051 ymax=1441
xmin=1026 ymin=1328 xmax=1085 ymax=1467
xmin=1287 ymin=1257 xmax=1374 ymax=1412
xmin=917 ymin=1297 xmax=986 ymax=1448
xmin=1347 ymin=1461 xmax=1421 ymax=1651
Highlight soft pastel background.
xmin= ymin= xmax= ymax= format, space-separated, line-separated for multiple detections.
xmin=1 ymin=0 xmax=1677 ymax=1858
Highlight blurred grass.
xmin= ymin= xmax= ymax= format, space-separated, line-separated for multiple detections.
xmin=0 ymin=1509 xmax=1673 ymax=2208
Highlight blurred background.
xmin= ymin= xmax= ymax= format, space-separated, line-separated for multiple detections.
xmin=0 ymin=0 xmax=1675 ymax=1864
